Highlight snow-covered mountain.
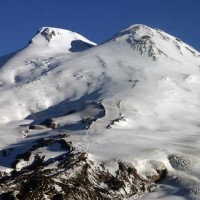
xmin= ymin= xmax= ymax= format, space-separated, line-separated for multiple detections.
xmin=0 ymin=24 xmax=200 ymax=200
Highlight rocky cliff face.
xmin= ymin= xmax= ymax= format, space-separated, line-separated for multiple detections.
xmin=0 ymin=134 xmax=166 ymax=200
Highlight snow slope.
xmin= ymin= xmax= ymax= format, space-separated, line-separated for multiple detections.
xmin=1 ymin=24 xmax=200 ymax=199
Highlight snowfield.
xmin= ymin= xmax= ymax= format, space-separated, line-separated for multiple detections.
xmin=0 ymin=24 xmax=200 ymax=199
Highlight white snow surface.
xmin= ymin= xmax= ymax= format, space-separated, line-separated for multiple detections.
xmin=1 ymin=24 xmax=200 ymax=199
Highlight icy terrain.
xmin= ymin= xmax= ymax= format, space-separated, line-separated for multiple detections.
xmin=0 ymin=24 xmax=200 ymax=199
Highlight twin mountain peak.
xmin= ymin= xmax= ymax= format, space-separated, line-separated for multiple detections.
xmin=27 ymin=24 xmax=199 ymax=60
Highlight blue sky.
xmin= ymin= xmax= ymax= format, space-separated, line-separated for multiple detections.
xmin=0 ymin=0 xmax=200 ymax=56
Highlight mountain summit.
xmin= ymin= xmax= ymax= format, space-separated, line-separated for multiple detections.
xmin=29 ymin=27 xmax=96 ymax=53
xmin=109 ymin=24 xmax=200 ymax=61
xmin=0 ymin=24 xmax=200 ymax=199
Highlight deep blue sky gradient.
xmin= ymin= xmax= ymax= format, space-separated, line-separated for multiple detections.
xmin=0 ymin=0 xmax=200 ymax=56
